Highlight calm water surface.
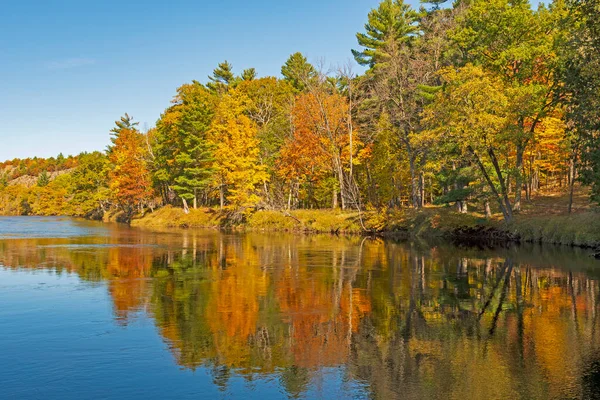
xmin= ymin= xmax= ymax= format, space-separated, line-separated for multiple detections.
xmin=1 ymin=216 xmax=600 ymax=399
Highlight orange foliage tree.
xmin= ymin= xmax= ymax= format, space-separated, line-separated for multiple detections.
xmin=279 ymin=89 xmax=362 ymax=209
xmin=109 ymin=128 xmax=153 ymax=217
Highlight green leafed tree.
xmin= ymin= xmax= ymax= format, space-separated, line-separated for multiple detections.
xmin=69 ymin=151 xmax=110 ymax=218
xmin=153 ymin=82 xmax=217 ymax=210
xmin=422 ymin=64 xmax=515 ymax=222
xmin=451 ymin=0 xmax=563 ymax=211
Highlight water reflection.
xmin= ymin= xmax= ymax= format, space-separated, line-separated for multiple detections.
xmin=1 ymin=222 xmax=600 ymax=399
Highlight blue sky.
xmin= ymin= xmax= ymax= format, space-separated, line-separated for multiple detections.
xmin=0 ymin=0 xmax=419 ymax=161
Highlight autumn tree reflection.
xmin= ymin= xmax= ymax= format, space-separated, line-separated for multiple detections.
xmin=1 ymin=230 xmax=600 ymax=398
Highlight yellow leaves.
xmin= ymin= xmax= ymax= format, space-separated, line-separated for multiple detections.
xmin=424 ymin=64 xmax=511 ymax=151
xmin=209 ymin=89 xmax=268 ymax=210
xmin=160 ymin=109 xmax=182 ymax=127
xmin=526 ymin=110 xmax=569 ymax=174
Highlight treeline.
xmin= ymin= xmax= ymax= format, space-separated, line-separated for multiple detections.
xmin=1 ymin=0 xmax=599 ymax=224
xmin=0 ymin=152 xmax=110 ymax=217
xmin=0 ymin=154 xmax=78 ymax=182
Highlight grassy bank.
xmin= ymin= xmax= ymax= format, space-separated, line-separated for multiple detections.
xmin=130 ymin=204 xmax=600 ymax=249
xmin=506 ymin=212 xmax=600 ymax=248
xmin=129 ymin=206 xmax=222 ymax=229
xmin=130 ymin=206 xmax=365 ymax=233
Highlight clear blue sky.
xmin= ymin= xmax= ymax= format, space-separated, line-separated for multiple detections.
xmin=1 ymin=0 xmax=424 ymax=161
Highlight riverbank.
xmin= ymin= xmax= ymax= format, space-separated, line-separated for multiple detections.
xmin=129 ymin=204 xmax=600 ymax=249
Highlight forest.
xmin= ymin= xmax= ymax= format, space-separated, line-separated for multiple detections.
xmin=1 ymin=0 xmax=599 ymax=228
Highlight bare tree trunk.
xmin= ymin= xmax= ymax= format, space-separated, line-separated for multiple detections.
xmin=419 ymin=171 xmax=425 ymax=208
xmin=409 ymin=155 xmax=419 ymax=208
xmin=489 ymin=148 xmax=513 ymax=221
xmin=429 ymin=177 xmax=434 ymax=204
xmin=514 ymin=140 xmax=525 ymax=212
xmin=332 ymin=187 xmax=338 ymax=209
xmin=219 ymin=185 xmax=225 ymax=210
xmin=568 ymin=153 xmax=577 ymax=214
xmin=182 ymin=197 xmax=190 ymax=214
xmin=468 ymin=146 xmax=513 ymax=223
xmin=193 ymin=188 xmax=197 ymax=210
xmin=485 ymin=200 xmax=492 ymax=218
xmin=337 ymin=167 xmax=346 ymax=210
xmin=456 ymin=200 xmax=467 ymax=213
xmin=452 ymin=161 xmax=464 ymax=213
xmin=262 ymin=180 xmax=270 ymax=207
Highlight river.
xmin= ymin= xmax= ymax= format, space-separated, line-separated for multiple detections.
xmin=0 ymin=216 xmax=599 ymax=399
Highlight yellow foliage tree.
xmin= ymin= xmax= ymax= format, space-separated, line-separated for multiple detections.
xmin=209 ymin=89 xmax=269 ymax=213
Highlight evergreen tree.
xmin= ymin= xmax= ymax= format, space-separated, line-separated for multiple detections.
xmin=154 ymin=82 xmax=217 ymax=210
xmin=207 ymin=61 xmax=236 ymax=93
xmin=351 ymin=0 xmax=420 ymax=70
xmin=108 ymin=113 xmax=139 ymax=153
xmin=353 ymin=0 xmax=444 ymax=208
xmin=241 ymin=68 xmax=257 ymax=81
xmin=281 ymin=52 xmax=316 ymax=92
xmin=562 ymin=0 xmax=600 ymax=203
xmin=56 ymin=153 xmax=65 ymax=168
xmin=37 ymin=171 xmax=50 ymax=187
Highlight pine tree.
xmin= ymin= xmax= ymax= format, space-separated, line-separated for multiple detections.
xmin=108 ymin=113 xmax=139 ymax=153
xmin=37 ymin=171 xmax=50 ymax=187
xmin=154 ymin=82 xmax=217 ymax=210
xmin=281 ymin=52 xmax=316 ymax=92
xmin=351 ymin=0 xmax=420 ymax=69
xmin=241 ymin=68 xmax=257 ymax=81
xmin=207 ymin=61 xmax=236 ymax=93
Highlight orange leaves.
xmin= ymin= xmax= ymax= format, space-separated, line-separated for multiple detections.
xmin=278 ymin=91 xmax=361 ymax=182
xmin=108 ymin=128 xmax=153 ymax=212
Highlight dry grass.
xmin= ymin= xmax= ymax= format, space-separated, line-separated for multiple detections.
xmin=507 ymin=212 xmax=600 ymax=247
xmin=129 ymin=187 xmax=600 ymax=248
xmin=248 ymin=209 xmax=364 ymax=233
xmin=130 ymin=206 xmax=222 ymax=228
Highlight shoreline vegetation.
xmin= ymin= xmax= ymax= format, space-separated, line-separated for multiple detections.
xmin=1 ymin=178 xmax=599 ymax=251
xmin=2 ymin=0 xmax=600 ymax=255
xmin=117 ymin=187 xmax=600 ymax=252
xmin=124 ymin=203 xmax=600 ymax=250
